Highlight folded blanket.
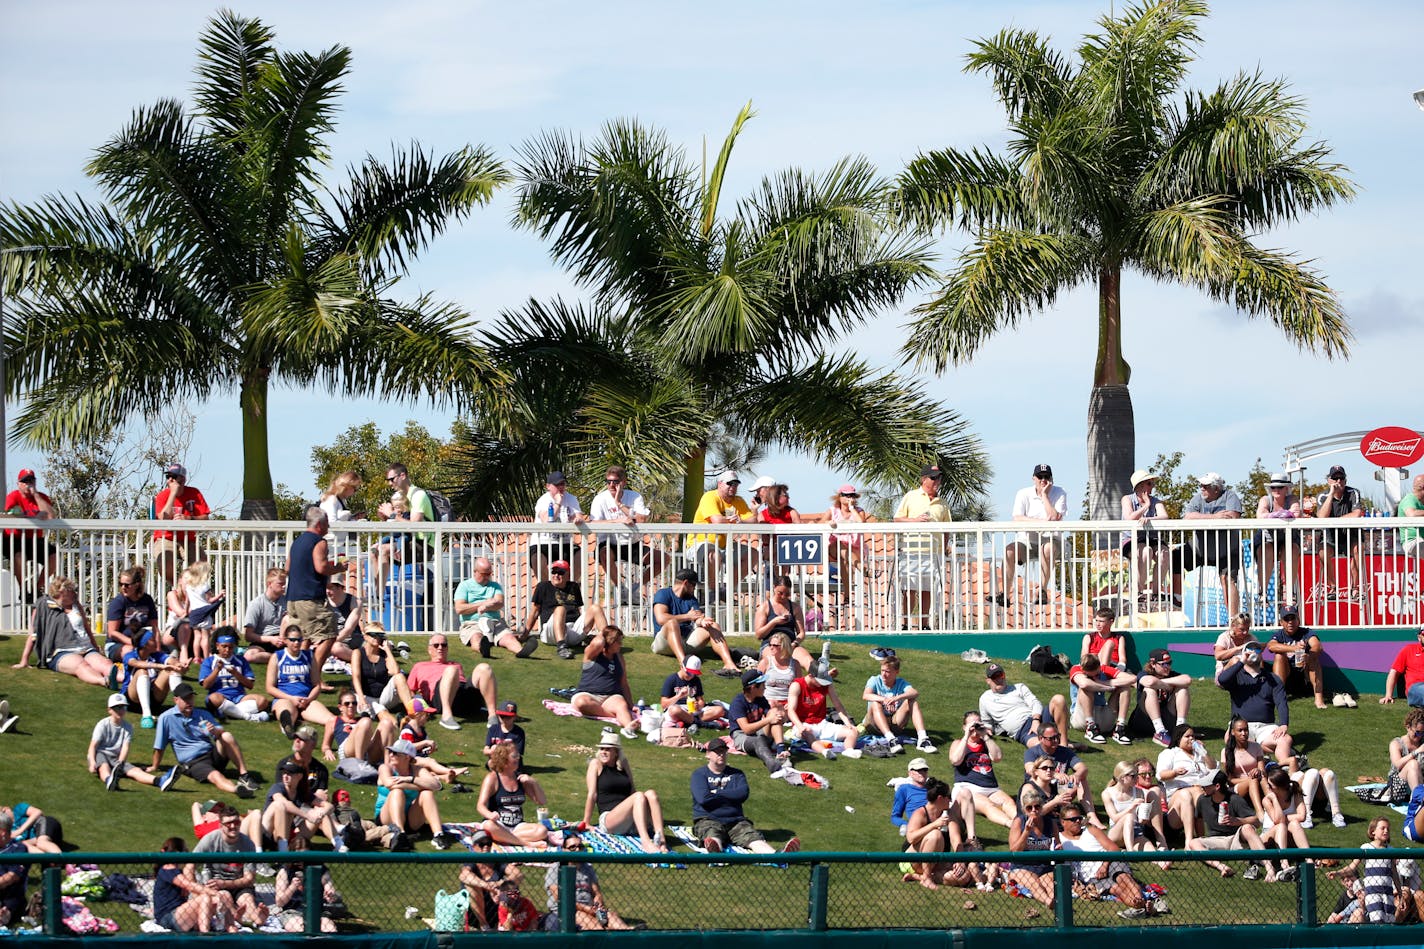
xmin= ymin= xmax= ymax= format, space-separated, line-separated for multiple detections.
xmin=542 ymin=698 xmax=618 ymax=723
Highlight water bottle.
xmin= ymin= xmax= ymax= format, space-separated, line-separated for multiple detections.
xmin=214 ymin=904 xmax=227 ymax=932
xmin=596 ymin=907 xmax=609 ymax=926
xmin=821 ymin=640 xmax=831 ymax=662
xmin=548 ymin=502 xmax=557 ymax=522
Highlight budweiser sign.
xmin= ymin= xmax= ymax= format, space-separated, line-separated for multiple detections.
xmin=1360 ymin=426 xmax=1424 ymax=467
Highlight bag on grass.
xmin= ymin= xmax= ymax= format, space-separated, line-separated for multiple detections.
xmin=336 ymin=756 xmax=379 ymax=784
xmin=659 ymin=721 xmax=694 ymax=748
xmin=434 ymin=888 xmax=469 ymax=932
xmin=1028 ymin=644 xmax=1067 ymax=676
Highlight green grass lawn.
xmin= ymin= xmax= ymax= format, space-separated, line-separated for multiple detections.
xmin=0 ymin=631 xmax=1412 ymax=930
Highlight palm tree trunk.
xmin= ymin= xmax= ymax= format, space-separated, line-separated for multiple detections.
xmin=1087 ymin=263 xmax=1133 ymax=522
xmin=240 ymin=370 xmax=277 ymax=520
xmin=680 ymin=447 xmax=707 ymax=523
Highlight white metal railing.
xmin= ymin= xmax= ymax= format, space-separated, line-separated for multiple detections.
xmin=0 ymin=516 xmax=1419 ymax=639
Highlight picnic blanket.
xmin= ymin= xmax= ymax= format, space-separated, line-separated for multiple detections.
xmin=669 ymin=824 xmax=755 ymax=854
xmin=1346 ymin=784 xmax=1410 ymax=815
xmin=542 ymin=698 xmax=618 ymax=723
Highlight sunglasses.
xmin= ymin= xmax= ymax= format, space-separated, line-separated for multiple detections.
xmin=564 ymin=843 xmax=584 ymax=851
xmin=1062 ymin=815 xmax=1084 ymax=823
xmin=430 ymin=642 xmax=449 ymax=648
xmin=606 ymin=478 xmax=622 ymax=485
xmin=340 ymin=700 xmax=357 ymax=707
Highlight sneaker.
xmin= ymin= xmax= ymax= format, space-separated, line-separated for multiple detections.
xmin=251 ymin=712 xmax=271 ymax=723
xmin=1344 ymin=694 xmax=1359 ymax=708
xmin=769 ymin=767 xmax=794 ymax=780
xmin=1152 ymin=730 xmax=1171 ymax=748
xmin=1278 ymin=866 xmax=1299 ymax=883
xmin=1243 ymin=863 xmax=1262 ymax=881
xmin=1111 ymin=724 xmax=1131 ymax=745
xmin=394 ymin=641 xmax=411 ymax=660
xmin=1333 ymin=813 xmax=1347 ymax=828
xmin=238 ymin=772 xmax=261 ymax=791
xmin=278 ymin=709 xmax=295 ymax=740
xmin=620 ymin=726 xmax=639 ymax=740
xmin=887 ymin=741 xmax=904 ymax=754
xmin=105 ymin=768 xmax=122 ymax=791
xmin=868 ymin=647 xmax=895 ymax=661
xmin=1151 ymin=897 xmax=1170 ymax=916
xmin=1332 ymin=692 xmax=1350 ymax=708
xmin=432 ymin=832 xmax=458 ymax=851
xmin=557 ymin=644 xmax=574 ymax=660
xmin=158 ymin=766 xmax=179 ymax=792
xmin=438 ymin=717 xmax=462 ymax=731
xmin=252 ymin=862 xmax=276 ymax=878
xmin=840 ymin=748 xmax=863 ymax=759
xmin=516 ymin=636 xmax=539 ymax=659
xmin=1084 ymin=722 xmax=1107 ymax=744
xmin=235 ymin=782 xmax=255 ymax=800
xmin=1300 ymin=817 xmax=1313 ymax=829
xmin=0 ymin=713 xmax=16 ymax=735
xmin=916 ymin=738 xmax=938 ymax=754
xmin=780 ymin=836 xmax=801 ymax=853
xmin=702 ymin=837 xmax=723 ymax=853
xmin=140 ymin=715 xmax=155 ymax=730
xmin=738 ymin=654 xmax=758 ymax=670
xmin=1117 ymin=907 xmax=1148 ymax=920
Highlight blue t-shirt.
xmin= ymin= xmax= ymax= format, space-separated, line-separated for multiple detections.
xmin=865 ymin=675 xmax=911 ymax=707
xmin=274 ymin=648 xmax=315 ymax=697
xmin=661 ymin=671 xmax=705 ymax=703
xmin=200 ymin=653 xmax=255 ymax=702
xmin=1407 ymin=785 xmax=1424 ymax=836
xmin=106 ymin=592 xmax=159 ymax=637
xmin=652 ymin=587 xmax=700 ymax=634
xmin=891 ymin=781 xmax=928 ymax=828
xmin=485 ymin=720 xmax=527 ymax=760
xmin=154 ymin=707 xmax=223 ymax=763
xmin=728 ymin=693 xmax=769 ymax=736
xmin=120 ymin=648 xmax=169 ymax=691
xmin=152 ymin=865 xmax=186 ymax=920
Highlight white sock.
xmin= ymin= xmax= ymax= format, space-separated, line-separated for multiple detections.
xmin=1324 ymin=775 xmax=1341 ymax=816
xmin=238 ymin=700 xmax=261 ymax=720
xmin=1151 ymin=718 xmax=1166 ymax=733
xmin=916 ymin=730 xmax=929 ymax=742
xmin=218 ymin=700 xmax=242 ymax=719
xmin=136 ymin=674 xmax=154 ymax=717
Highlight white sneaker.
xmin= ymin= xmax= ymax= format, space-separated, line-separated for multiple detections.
xmin=916 ymin=738 xmax=938 ymax=754
xmin=840 ymin=748 xmax=863 ymax=759
xmin=887 ymin=741 xmax=904 ymax=754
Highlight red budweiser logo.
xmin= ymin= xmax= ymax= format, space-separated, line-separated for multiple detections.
xmin=1360 ymin=426 xmax=1424 ymax=467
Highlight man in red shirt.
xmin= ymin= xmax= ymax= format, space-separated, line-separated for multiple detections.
xmin=1381 ymin=628 xmax=1424 ymax=707
xmin=3 ymin=468 xmax=57 ymax=595
xmin=150 ymin=463 xmax=211 ymax=586
xmin=406 ymin=634 xmax=498 ymax=731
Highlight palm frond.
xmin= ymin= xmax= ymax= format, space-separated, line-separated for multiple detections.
xmin=894 ymin=147 xmax=1033 ymax=236
xmin=701 ymin=101 xmax=755 ymax=238
xmin=1130 ymin=195 xmax=1237 ymax=280
xmin=654 ymin=221 xmax=778 ymax=359
xmin=326 ymin=144 xmax=509 ymax=278
xmin=192 ymin=9 xmax=274 ymax=141
xmin=1198 ymin=243 xmax=1352 ymax=358
xmin=963 ymin=28 xmax=1076 ymax=123
xmin=903 ymin=229 xmax=1093 ymax=372
xmin=727 ymin=355 xmax=989 ymax=510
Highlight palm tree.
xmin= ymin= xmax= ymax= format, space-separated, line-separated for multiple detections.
xmin=0 ymin=11 xmax=510 ymax=517
xmin=501 ymin=104 xmax=987 ymax=520
xmin=895 ymin=0 xmax=1354 ymax=519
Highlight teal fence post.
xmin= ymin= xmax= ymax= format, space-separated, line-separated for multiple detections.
xmin=42 ymin=865 xmax=61 ymax=935
xmin=1053 ymin=862 xmax=1073 ymax=930
xmin=1299 ymin=861 xmax=1318 ymax=927
xmin=304 ymin=863 xmax=323 ymax=934
xmin=559 ymin=864 xmax=577 ymax=932
xmin=808 ymin=863 xmax=830 ymax=931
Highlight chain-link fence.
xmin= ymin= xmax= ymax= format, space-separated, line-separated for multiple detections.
xmin=12 ymin=847 xmax=1424 ymax=936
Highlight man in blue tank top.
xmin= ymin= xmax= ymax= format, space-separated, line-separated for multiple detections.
xmin=287 ymin=508 xmax=349 ymax=686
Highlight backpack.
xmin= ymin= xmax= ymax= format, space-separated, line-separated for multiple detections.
xmin=1028 ymin=644 xmax=1068 ymax=677
xmin=426 ymin=490 xmax=454 ymax=522
xmin=336 ymin=756 xmax=379 ymax=784
xmin=433 ymin=888 xmax=469 ymax=932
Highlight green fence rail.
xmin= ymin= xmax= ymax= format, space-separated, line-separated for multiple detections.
xmin=9 ymin=845 xmax=1424 ymax=937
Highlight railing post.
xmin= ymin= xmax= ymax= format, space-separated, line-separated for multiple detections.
xmin=807 ymin=863 xmax=829 ymax=931
xmin=42 ymin=864 xmax=62 ymax=935
xmin=558 ymin=863 xmax=577 ymax=932
xmin=304 ymin=862 xmax=323 ymax=933
xmin=1053 ymin=862 xmax=1073 ymax=930
xmin=1299 ymin=860 xmax=1318 ymax=927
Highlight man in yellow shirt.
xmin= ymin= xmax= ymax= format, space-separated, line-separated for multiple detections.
xmin=892 ymin=465 xmax=952 ymax=628
xmin=688 ymin=471 xmax=758 ymax=600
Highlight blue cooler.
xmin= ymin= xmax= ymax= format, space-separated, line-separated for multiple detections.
xmin=382 ymin=563 xmax=432 ymax=634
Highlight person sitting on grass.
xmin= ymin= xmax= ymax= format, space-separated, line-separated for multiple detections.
xmin=477 ymin=742 xmax=549 ymax=848
xmin=1188 ymin=771 xmax=1277 ymax=881
xmin=348 ymin=621 xmax=412 ymax=727
xmin=88 ymin=692 xmax=165 ymax=791
xmin=11 ymin=575 xmax=113 ymax=688
xmin=192 ymin=803 xmax=269 ymax=929
xmin=902 ymin=778 xmax=966 ymax=889
xmin=265 ymin=620 xmax=334 ymax=739
xmin=272 ymin=837 xmax=341 ymax=932
xmin=261 ymin=759 xmax=335 ymax=853
xmin=571 ymin=626 xmax=639 ymax=740
xmin=1070 ymin=653 xmax=1135 ymax=746
xmin=1005 ymin=785 xmax=1057 ymax=912
xmin=650 ymin=568 xmax=740 ymax=675
xmin=862 ymin=655 xmax=935 ymax=754
xmin=376 ymin=739 xmax=454 ymax=851
xmin=660 ymin=656 xmax=728 ymax=728
xmin=0 ymin=803 xmax=62 ymax=854
xmin=323 ymin=688 xmax=393 ymax=769
xmin=949 ymin=711 xmax=1018 ymax=835
xmin=150 ymin=682 xmax=260 ymax=799
xmin=485 ymin=701 xmax=527 ymax=761
xmin=583 ymin=729 xmax=667 ymax=853
xmin=1216 ymin=640 xmax=1298 ymax=769
xmin=1135 ymin=648 xmax=1191 ymax=747
xmin=1329 ymin=816 xmax=1424 ymax=924
xmin=544 ymin=830 xmax=635 ymax=930
xmin=407 ymin=634 xmax=499 ymax=733
xmin=1260 ymin=767 xmax=1312 ymax=878
xmin=786 ymin=659 xmax=863 ymax=758
xmin=977 ymin=662 xmax=1068 ymax=750
xmin=1100 ymin=760 xmax=1168 ymax=867
xmin=153 ymin=836 xmax=236 ymax=933
xmin=458 ymin=829 xmax=507 ymax=931
xmin=496 ymin=876 xmax=543 ymax=932
xmin=397 ymin=697 xmax=439 ymax=756
xmin=0 ymin=811 xmax=29 ymax=928
xmin=729 ymin=669 xmax=792 ymax=778
xmin=890 ymin=757 xmax=933 ymax=835
xmin=198 ymin=627 xmax=268 ymax=722
xmin=690 ymin=737 xmax=800 ymax=854
xmin=122 ymin=628 xmax=190 ymax=729
xmin=1267 ymin=606 xmax=1327 ymax=709
xmin=1056 ymin=801 xmax=1164 ymax=919
xmin=1155 ymin=723 xmax=1217 ymax=847
xmin=1022 ymin=725 xmax=1096 ymax=826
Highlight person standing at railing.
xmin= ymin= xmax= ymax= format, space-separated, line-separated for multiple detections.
xmin=589 ymin=466 xmax=664 ymax=605
xmin=996 ymin=463 xmax=1067 ymax=609
xmin=2 ymin=468 xmax=57 ymax=600
xmin=1309 ymin=465 xmax=1366 ymax=602
xmin=287 ymin=508 xmax=349 ymax=691
xmin=1120 ymin=469 xmax=1170 ymax=606
xmin=151 ymin=463 xmax=211 ymax=589
xmin=318 ymin=470 xmax=362 ymax=529
xmin=367 ymin=463 xmax=434 ymax=596
xmin=688 ymin=471 xmax=758 ymax=602
xmin=1397 ymin=474 xmax=1424 ymax=557
xmin=892 ymin=464 xmax=951 ymax=628
xmin=1253 ymin=473 xmax=1302 ymax=613
xmin=1170 ymin=472 xmax=1244 ymax=616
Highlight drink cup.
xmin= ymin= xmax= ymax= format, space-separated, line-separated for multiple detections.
xmin=1136 ymin=802 xmax=1152 ymax=821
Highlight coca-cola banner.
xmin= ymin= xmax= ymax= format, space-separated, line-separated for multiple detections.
xmin=1360 ymin=426 xmax=1424 ymax=467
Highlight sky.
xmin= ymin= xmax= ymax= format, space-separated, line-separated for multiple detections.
xmin=2 ymin=1 xmax=1421 ymax=517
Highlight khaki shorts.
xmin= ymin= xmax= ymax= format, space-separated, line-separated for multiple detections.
xmin=459 ymin=616 xmax=510 ymax=647
xmin=651 ymin=622 xmax=713 ymax=656
xmin=1194 ymin=831 xmax=1246 ymax=851
xmin=288 ymin=599 xmax=335 ymax=643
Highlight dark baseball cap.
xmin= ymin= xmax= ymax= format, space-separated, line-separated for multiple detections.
xmin=985 ymin=662 xmax=1006 ymax=679
xmin=674 ymin=568 xmax=699 ymax=583
xmin=706 ymin=737 xmax=731 ymax=754
xmin=172 ymin=682 xmax=196 ymax=699
xmin=1327 ymin=465 xmax=1346 ymax=480
xmin=741 ymin=669 xmax=767 ymax=688
xmin=279 ymin=760 xmax=306 ymax=775
xmin=1032 ymin=463 xmax=1053 ymax=479
xmin=546 ymin=471 xmax=566 ymax=484
xmin=1279 ymin=604 xmax=1299 ymax=619
xmin=496 ymin=701 xmax=518 ymax=717
xmin=1148 ymin=648 xmax=1172 ymax=664
xmin=919 ymin=464 xmax=942 ymax=479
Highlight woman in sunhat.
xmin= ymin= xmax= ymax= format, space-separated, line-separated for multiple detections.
xmin=582 ymin=729 xmax=668 ymax=853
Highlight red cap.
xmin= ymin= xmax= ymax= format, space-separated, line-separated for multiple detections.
xmin=16 ymin=469 xmax=35 ymax=483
